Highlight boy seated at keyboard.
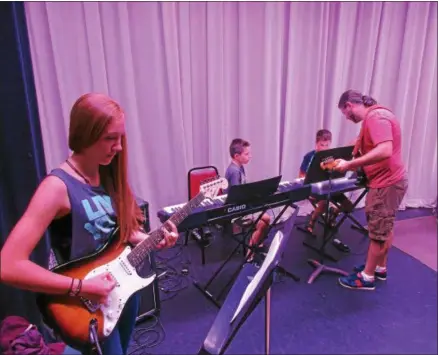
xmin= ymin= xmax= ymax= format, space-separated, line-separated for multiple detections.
xmin=299 ymin=129 xmax=353 ymax=252
xmin=225 ymin=138 xmax=271 ymax=262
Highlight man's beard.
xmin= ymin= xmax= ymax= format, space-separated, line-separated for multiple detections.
xmin=348 ymin=112 xmax=361 ymax=123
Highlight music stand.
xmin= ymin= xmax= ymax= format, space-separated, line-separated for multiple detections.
xmin=193 ymin=176 xmax=283 ymax=307
xmin=225 ymin=175 xmax=282 ymax=204
xmin=303 ymin=145 xmax=354 ymax=185
xmin=198 ymin=207 xmax=299 ymax=355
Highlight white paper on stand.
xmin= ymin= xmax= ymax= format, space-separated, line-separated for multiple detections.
xmin=230 ymin=231 xmax=283 ymax=323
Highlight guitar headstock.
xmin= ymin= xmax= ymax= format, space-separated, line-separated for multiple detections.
xmin=320 ymin=156 xmax=339 ymax=171
xmin=199 ymin=176 xmax=228 ymax=199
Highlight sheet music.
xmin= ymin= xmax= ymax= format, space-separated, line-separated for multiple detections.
xmin=230 ymin=231 xmax=283 ymax=323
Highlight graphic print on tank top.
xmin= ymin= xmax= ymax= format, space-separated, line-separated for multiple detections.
xmin=81 ymin=194 xmax=116 ymax=249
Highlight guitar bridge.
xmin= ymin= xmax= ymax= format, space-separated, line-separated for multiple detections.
xmin=80 ymin=297 xmax=100 ymax=313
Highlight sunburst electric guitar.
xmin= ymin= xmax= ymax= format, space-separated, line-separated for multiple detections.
xmin=36 ymin=176 xmax=228 ymax=348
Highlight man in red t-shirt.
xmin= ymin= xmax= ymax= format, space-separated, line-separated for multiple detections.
xmin=333 ymin=89 xmax=408 ymax=290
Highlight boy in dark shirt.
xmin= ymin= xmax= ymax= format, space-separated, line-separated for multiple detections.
xmin=225 ymin=138 xmax=271 ymax=261
xmin=299 ymin=129 xmax=353 ymax=252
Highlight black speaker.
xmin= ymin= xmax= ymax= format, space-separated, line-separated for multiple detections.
xmin=136 ymin=200 xmax=161 ymax=323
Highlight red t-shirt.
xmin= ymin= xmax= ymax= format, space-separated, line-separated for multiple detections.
xmin=358 ymin=105 xmax=406 ymax=188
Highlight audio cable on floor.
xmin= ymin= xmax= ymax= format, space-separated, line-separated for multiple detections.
xmin=128 ymin=315 xmax=166 ymax=355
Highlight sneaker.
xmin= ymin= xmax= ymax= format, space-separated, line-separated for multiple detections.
xmin=353 ymin=264 xmax=387 ymax=281
xmin=338 ymin=272 xmax=376 ymax=290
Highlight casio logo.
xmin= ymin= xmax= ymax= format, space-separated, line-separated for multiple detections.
xmin=227 ymin=204 xmax=247 ymax=213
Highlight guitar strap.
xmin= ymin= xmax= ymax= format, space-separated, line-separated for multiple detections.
xmin=352 ymin=105 xmax=394 ymax=157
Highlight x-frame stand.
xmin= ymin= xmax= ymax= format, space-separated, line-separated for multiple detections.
xmin=302 ymin=185 xmax=368 ymax=262
xmin=306 ymin=173 xmax=354 ymax=284
xmin=331 ymin=188 xmax=369 ymax=235
xmin=193 ymin=202 xmax=299 ymax=307
xmin=298 ymin=187 xmax=368 ymax=235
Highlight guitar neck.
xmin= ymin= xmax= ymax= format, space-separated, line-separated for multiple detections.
xmin=127 ymin=192 xmax=205 ymax=268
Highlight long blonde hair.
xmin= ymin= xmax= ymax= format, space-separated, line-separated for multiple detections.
xmin=69 ymin=93 xmax=143 ymax=243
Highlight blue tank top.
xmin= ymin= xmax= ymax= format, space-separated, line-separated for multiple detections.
xmin=48 ymin=168 xmax=117 ymax=263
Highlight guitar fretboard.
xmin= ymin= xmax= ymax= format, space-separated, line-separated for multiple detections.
xmin=127 ymin=192 xmax=206 ymax=268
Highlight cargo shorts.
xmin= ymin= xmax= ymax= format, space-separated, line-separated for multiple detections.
xmin=365 ymin=178 xmax=408 ymax=241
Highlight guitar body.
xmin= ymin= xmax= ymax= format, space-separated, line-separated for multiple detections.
xmin=320 ymin=159 xmax=339 ymax=171
xmin=37 ymin=236 xmax=156 ymax=348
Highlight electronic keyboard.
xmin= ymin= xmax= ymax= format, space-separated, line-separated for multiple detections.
xmin=157 ymin=175 xmax=364 ymax=232
xmin=157 ymin=179 xmax=311 ymax=231
xmin=310 ymin=174 xmax=365 ymax=196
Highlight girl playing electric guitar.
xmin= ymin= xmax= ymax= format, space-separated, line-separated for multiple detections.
xmin=0 ymin=93 xmax=179 ymax=354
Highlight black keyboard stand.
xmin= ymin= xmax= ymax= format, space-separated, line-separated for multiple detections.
xmin=193 ymin=202 xmax=299 ymax=308
xmin=326 ymin=184 xmax=369 ymax=235
xmin=306 ymin=172 xmax=351 ymax=284
xmin=301 ymin=183 xmax=368 ymax=262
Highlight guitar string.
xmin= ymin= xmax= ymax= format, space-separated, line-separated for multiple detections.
xmin=129 ymin=192 xmax=207 ymax=267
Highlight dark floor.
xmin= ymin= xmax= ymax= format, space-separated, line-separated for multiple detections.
xmin=129 ymin=207 xmax=437 ymax=355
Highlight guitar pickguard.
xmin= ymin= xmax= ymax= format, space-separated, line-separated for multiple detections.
xmin=83 ymin=246 xmax=156 ymax=337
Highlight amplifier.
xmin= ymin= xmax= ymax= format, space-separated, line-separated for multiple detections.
xmin=136 ymin=200 xmax=161 ymax=323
